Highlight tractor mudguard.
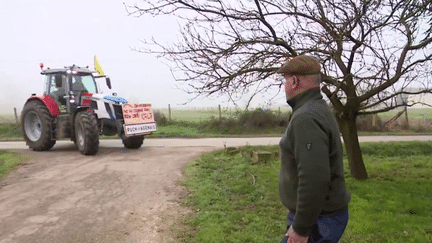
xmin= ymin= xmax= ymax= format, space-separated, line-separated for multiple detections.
xmin=81 ymin=92 xmax=93 ymax=107
xmin=25 ymin=95 xmax=60 ymax=118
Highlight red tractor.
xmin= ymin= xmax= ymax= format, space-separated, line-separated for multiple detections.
xmin=21 ymin=64 xmax=157 ymax=155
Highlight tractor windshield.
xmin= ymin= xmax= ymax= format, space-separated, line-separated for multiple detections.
xmin=71 ymin=75 xmax=97 ymax=93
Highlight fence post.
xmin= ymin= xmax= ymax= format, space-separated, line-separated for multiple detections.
xmin=14 ymin=108 xmax=19 ymax=125
xmin=168 ymin=104 xmax=172 ymax=122
xmin=218 ymin=104 xmax=222 ymax=121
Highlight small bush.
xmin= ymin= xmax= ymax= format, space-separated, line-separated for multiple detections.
xmin=197 ymin=108 xmax=290 ymax=134
xmin=356 ymin=114 xmax=383 ymax=131
xmin=153 ymin=110 xmax=168 ymax=125
xmin=198 ymin=116 xmax=240 ymax=134
xmin=410 ymin=123 xmax=431 ymax=133
xmin=238 ymin=108 xmax=275 ymax=128
xmin=238 ymin=108 xmax=289 ymax=130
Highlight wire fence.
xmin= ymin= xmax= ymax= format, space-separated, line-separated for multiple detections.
xmin=153 ymin=104 xmax=292 ymax=123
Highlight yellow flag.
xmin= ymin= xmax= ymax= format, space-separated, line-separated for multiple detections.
xmin=94 ymin=55 xmax=105 ymax=76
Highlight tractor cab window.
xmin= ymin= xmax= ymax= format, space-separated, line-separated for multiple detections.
xmin=71 ymin=75 xmax=97 ymax=94
xmin=48 ymin=74 xmax=67 ymax=106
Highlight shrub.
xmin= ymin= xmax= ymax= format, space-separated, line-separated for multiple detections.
xmin=192 ymin=108 xmax=291 ymax=134
xmin=410 ymin=122 xmax=431 ymax=133
xmin=153 ymin=110 xmax=168 ymax=125
xmin=198 ymin=116 xmax=239 ymax=134
xmin=238 ymin=108 xmax=289 ymax=129
xmin=356 ymin=114 xmax=383 ymax=131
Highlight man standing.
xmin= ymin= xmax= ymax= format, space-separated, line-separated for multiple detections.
xmin=277 ymin=55 xmax=351 ymax=243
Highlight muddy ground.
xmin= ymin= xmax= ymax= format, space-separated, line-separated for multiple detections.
xmin=0 ymin=143 xmax=214 ymax=243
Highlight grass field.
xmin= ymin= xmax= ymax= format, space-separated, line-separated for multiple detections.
xmin=154 ymin=106 xmax=292 ymax=123
xmin=0 ymin=150 xmax=30 ymax=180
xmin=378 ymin=108 xmax=432 ymax=120
xmin=0 ymin=114 xmax=17 ymax=124
xmin=0 ymin=123 xmax=22 ymax=140
xmin=154 ymin=107 xmax=432 ymax=122
xmin=154 ymin=107 xmax=238 ymax=123
xmin=177 ymin=141 xmax=432 ymax=243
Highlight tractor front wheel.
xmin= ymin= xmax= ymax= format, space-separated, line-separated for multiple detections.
xmin=75 ymin=111 xmax=99 ymax=155
xmin=122 ymin=135 xmax=144 ymax=149
xmin=21 ymin=101 xmax=56 ymax=151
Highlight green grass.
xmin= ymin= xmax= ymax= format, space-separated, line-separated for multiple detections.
xmin=177 ymin=141 xmax=432 ymax=243
xmin=148 ymin=123 xmax=285 ymax=138
xmin=0 ymin=123 xmax=22 ymax=140
xmin=378 ymin=108 xmax=432 ymax=120
xmin=148 ymin=121 xmax=201 ymax=138
xmin=0 ymin=150 xmax=30 ymax=180
xmin=155 ymin=107 xmax=292 ymax=123
xmin=0 ymin=114 xmax=17 ymax=123
xmin=178 ymin=145 xmax=284 ymax=242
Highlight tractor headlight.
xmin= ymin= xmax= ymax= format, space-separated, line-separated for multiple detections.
xmin=69 ymin=95 xmax=77 ymax=104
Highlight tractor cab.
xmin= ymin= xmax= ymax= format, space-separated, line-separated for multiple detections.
xmin=42 ymin=65 xmax=101 ymax=114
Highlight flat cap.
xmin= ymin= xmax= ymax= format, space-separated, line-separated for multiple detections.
xmin=276 ymin=55 xmax=321 ymax=75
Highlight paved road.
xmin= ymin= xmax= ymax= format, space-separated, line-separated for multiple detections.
xmin=0 ymin=136 xmax=430 ymax=243
xmin=1 ymin=135 xmax=431 ymax=150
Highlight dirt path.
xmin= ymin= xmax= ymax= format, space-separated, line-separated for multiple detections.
xmin=0 ymin=143 xmax=214 ymax=243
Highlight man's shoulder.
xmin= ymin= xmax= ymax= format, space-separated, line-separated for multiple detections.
xmin=291 ymin=100 xmax=335 ymax=128
xmin=294 ymin=99 xmax=329 ymax=117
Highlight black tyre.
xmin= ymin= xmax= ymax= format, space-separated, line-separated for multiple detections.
xmin=75 ymin=111 xmax=99 ymax=155
xmin=122 ymin=135 xmax=144 ymax=149
xmin=21 ymin=101 xmax=56 ymax=151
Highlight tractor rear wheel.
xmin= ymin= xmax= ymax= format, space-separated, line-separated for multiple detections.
xmin=75 ymin=111 xmax=99 ymax=155
xmin=21 ymin=101 xmax=56 ymax=151
xmin=122 ymin=135 xmax=144 ymax=149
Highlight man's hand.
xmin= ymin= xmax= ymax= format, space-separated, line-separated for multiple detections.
xmin=286 ymin=226 xmax=308 ymax=243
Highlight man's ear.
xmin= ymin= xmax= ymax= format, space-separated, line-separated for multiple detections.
xmin=292 ymin=75 xmax=300 ymax=89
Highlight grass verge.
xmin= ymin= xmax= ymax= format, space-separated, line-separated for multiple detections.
xmin=0 ymin=150 xmax=30 ymax=180
xmin=0 ymin=123 xmax=22 ymax=141
xmin=177 ymin=141 xmax=432 ymax=243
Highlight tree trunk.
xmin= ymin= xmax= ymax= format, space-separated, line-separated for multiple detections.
xmin=338 ymin=116 xmax=369 ymax=180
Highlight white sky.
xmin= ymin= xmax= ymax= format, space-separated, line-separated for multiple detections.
xmin=0 ymin=0 xmax=286 ymax=115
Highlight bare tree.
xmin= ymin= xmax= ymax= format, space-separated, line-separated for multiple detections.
xmin=126 ymin=0 xmax=432 ymax=180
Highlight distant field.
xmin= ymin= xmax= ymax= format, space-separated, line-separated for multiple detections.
xmin=152 ymin=107 xmax=432 ymax=123
xmin=154 ymin=107 xmax=291 ymax=123
xmin=155 ymin=107 xmax=235 ymax=122
xmin=0 ymin=114 xmax=17 ymax=124
xmin=378 ymin=108 xmax=432 ymax=120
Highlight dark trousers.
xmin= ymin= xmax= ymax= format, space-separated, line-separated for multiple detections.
xmin=280 ymin=208 xmax=349 ymax=243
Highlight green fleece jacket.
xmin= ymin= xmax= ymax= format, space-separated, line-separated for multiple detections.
xmin=279 ymin=88 xmax=351 ymax=237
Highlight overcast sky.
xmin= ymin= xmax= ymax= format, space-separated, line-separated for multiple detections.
xmin=0 ymin=0 xmax=286 ymax=114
